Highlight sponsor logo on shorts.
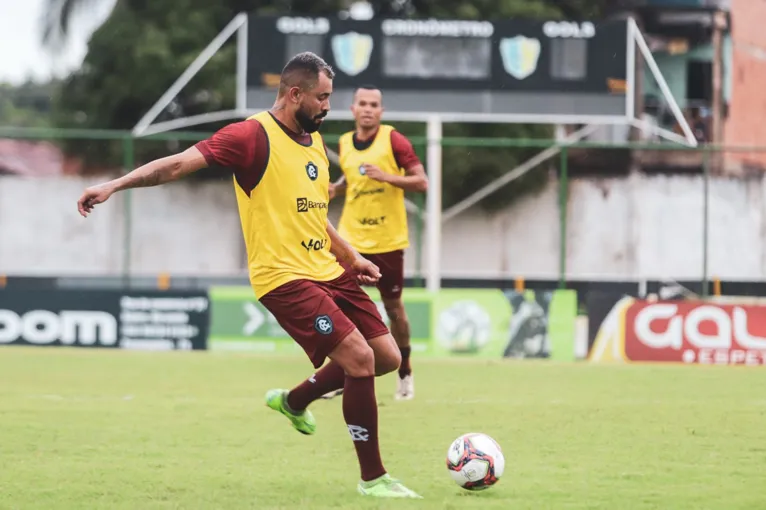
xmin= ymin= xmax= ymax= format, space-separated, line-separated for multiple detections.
xmin=296 ymin=197 xmax=328 ymax=213
xmin=353 ymin=187 xmax=385 ymax=200
xmin=301 ymin=238 xmax=328 ymax=252
xmin=359 ymin=216 xmax=386 ymax=226
xmin=305 ymin=161 xmax=319 ymax=181
xmin=314 ymin=314 xmax=334 ymax=335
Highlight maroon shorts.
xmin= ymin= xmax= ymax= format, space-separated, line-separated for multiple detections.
xmin=341 ymin=250 xmax=404 ymax=299
xmin=259 ymin=270 xmax=390 ymax=368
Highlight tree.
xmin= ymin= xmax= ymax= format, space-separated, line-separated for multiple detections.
xmin=0 ymin=81 xmax=58 ymax=128
xmin=47 ymin=1 xmax=356 ymax=171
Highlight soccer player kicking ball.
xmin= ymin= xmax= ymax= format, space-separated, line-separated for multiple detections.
xmin=75 ymin=52 xmax=420 ymax=499
xmin=327 ymin=85 xmax=428 ymax=401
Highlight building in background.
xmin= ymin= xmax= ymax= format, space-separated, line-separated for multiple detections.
xmin=605 ymin=0 xmax=766 ymax=174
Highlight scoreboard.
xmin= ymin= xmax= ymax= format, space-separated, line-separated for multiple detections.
xmin=245 ymin=15 xmax=629 ymax=118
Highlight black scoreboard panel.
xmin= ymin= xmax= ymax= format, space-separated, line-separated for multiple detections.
xmin=246 ymin=16 xmax=628 ymax=116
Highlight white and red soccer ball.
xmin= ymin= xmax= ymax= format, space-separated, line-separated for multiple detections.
xmin=446 ymin=432 xmax=505 ymax=491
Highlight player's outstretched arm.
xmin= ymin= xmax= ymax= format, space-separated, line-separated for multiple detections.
xmin=327 ymin=220 xmax=380 ymax=285
xmin=361 ymin=131 xmax=427 ymax=192
xmin=77 ymin=146 xmax=208 ymax=217
xmin=363 ymin=163 xmax=428 ymax=192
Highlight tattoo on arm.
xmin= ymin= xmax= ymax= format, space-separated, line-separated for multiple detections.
xmin=113 ymin=147 xmax=207 ymax=192
xmin=137 ymin=168 xmax=164 ymax=187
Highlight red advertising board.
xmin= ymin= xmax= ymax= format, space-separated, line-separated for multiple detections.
xmin=624 ymin=301 xmax=766 ymax=365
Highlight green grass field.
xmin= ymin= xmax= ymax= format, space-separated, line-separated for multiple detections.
xmin=1 ymin=347 xmax=765 ymax=510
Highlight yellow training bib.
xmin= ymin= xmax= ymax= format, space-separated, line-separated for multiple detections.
xmin=337 ymin=125 xmax=409 ymax=254
xmin=238 ymin=112 xmax=343 ymax=298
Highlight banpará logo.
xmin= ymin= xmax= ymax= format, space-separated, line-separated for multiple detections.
xmin=0 ymin=309 xmax=118 ymax=346
xmin=305 ymin=162 xmax=319 ymax=181
xmin=359 ymin=216 xmax=385 ymax=226
xmin=314 ymin=314 xmax=334 ymax=335
xmin=276 ymin=16 xmax=329 ymax=35
xmin=542 ymin=21 xmax=596 ymax=39
xmin=301 ymin=238 xmax=328 ymax=252
xmin=296 ymin=197 xmax=328 ymax=213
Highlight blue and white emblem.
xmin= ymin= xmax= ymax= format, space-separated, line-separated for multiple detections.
xmin=332 ymin=32 xmax=374 ymax=76
xmin=499 ymin=36 xmax=541 ymax=80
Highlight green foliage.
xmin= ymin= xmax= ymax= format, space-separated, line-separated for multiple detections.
xmin=45 ymin=0 xmax=605 ymax=206
xmin=440 ymin=123 xmax=553 ymax=211
xmin=0 ymin=82 xmax=58 ymax=129
xmin=410 ymin=0 xmax=561 ymax=20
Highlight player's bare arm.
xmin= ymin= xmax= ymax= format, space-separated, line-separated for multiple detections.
xmin=328 ymin=175 xmax=347 ymax=200
xmin=327 ymin=220 xmax=381 ymax=284
xmin=77 ymin=147 xmax=208 ymax=217
xmin=362 ymin=163 xmax=428 ymax=192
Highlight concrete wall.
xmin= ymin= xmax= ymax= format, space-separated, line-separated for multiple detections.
xmin=1 ymin=173 xmax=764 ymax=281
xmin=440 ymin=173 xmax=765 ymax=281
xmin=0 ymin=176 xmax=243 ymax=277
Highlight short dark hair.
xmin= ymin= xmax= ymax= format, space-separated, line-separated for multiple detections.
xmin=355 ymin=84 xmax=380 ymax=93
xmin=353 ymin=84 xmax=382 ymax=102
xmin=279 ymin=52 xmax=335 ymax=94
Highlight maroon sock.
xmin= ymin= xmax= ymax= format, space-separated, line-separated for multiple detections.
xmin=343 ymin=375 xmax=386 ymax=481
xmin=286 ymin=361 xmax=345 ymax=412
xmin=398 ymin=346 xmax=412 ymax=379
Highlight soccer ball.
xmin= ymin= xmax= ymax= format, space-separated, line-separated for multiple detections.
xmin=446 ymin=433 xmax=505 ymax=491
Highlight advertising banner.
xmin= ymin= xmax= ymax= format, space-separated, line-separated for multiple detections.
xmin=429 ymin=288 xmax=511 ymax=358
xmin=502 ymin=289 xmax=577 ymax=361
xmin=208 ymin=286 xmax=576 ymax=360
xmin=625 ymin=301 xmax=766 ymax=365
xmin=0 ymin=289 xmax=210 ymax=351
xmin=589 ymin=298 xmax=766 ymax=366
xmin=207 ymin=286 xmax=432 ymax=353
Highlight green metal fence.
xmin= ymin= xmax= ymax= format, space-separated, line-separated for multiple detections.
xmin=2 ymin=125 xmax=765 ymax=294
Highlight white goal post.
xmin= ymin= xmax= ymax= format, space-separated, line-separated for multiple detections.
xmin=132 ymin=14 xmax=697 ymax=292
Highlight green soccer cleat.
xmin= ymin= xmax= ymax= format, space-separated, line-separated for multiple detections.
xmin=265 ymin=389 xmax=316 ymax=435
xmin=357 ymin=474 xmax=422 ymax=499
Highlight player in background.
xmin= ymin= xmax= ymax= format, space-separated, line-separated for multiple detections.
xmin=75 ymin=52 xmax=420 ymax=499
xmin=327 ymin=85 xmax=428 ymax=401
